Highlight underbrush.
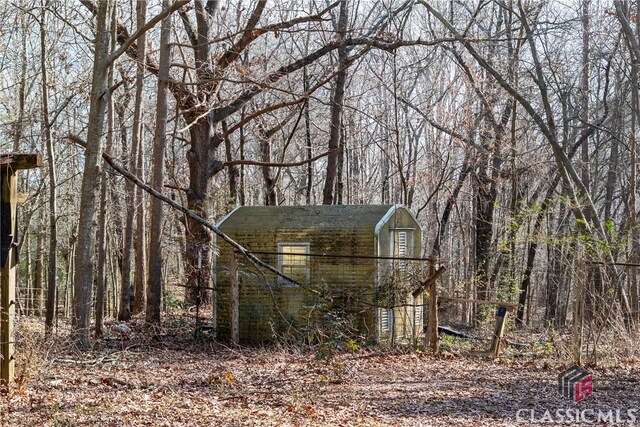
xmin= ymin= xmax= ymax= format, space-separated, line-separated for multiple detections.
xmin=5 ymin=314 xmax=640 ymax=426
xmin=11 ymin=312 xmax=640 ymax=398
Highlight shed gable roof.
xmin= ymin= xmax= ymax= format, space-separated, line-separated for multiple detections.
xmin=218 ymin=205 xmax=405 ymax=232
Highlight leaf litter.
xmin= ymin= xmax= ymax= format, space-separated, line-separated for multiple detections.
xmin=3 ymin=317 xmax=639 ymax=426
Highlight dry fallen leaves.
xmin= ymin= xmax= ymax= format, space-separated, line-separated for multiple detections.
xmin=3 ymin=317 xmax=639 ymax=426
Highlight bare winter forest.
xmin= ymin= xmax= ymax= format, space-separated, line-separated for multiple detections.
xmin=2 ymin=0 xmax=640 ymax=425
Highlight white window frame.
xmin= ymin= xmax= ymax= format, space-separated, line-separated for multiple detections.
xmin=277 ymin=242 xmax=310 ymax=285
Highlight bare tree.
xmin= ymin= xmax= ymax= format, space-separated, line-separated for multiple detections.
xmin=40 ymin=1 xmax=58 ymax=333
xmin=422 ymin=1 xmax=632 ymax=319
xmin=122 ymin=0 xmax=148 ymax=317
xmin=322 ymin=0 xmax=348 ymax=205
xmin=147 ymin=0 xmax=173 ymax=324
xmin=615 ymin=0 xmax=640 ymax=320
xmin=86 ymin=0 xmax=425 ymax=307
xmin=73 ymin=0 xmax=188 ymax=345
xmin=72 ymin=0 xmax=114 ymax=347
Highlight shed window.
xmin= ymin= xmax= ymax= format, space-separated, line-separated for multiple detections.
xmin=277 ymin=243 xmax=310 ymax=284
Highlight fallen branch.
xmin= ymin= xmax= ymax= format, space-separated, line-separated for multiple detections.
xmin=52 ymin=355 xmax=116 ymax=366
xmin=66 ymin=133 xmax=301 ymax=286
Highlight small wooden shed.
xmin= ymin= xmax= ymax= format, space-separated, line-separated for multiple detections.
xmin=213 ymin=204 xmax=425 ymax=344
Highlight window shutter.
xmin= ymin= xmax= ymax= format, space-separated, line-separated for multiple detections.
xmin=397 ymin=231 xmax=407 ymax=257
xmin=414 ymin=304 xmax=423 ymax=327
xmin=397 ymin=231 xmax=408 ymax=270
xmin=379 ymin=308 xmax=389 ymax=333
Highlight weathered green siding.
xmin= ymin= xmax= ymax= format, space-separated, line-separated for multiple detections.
xmin=214 ymin=205 xmax=423 ymax=343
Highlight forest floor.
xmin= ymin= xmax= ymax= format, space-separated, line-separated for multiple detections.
xmin=2 ymin=316 xmax=640 ymax=426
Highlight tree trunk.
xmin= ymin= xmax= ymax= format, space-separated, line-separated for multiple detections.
xmin=134 ymin=121 xmax=147 ymax=315
xmin=474 ymin=133 xmax=502 ymax=304
xmin=239 ymin=107 xmax=246 ymax=206
xmin=631 ymin=73 xmax=639 ymax=320
xmin=335 ymin=125 xmax=346 ymax=205
xmin=124 ymin=0 xmax=147 ymax=317
xmin=183 ymin=122 xmax=218 ymax=306
xmin=580 ymin=0 xmax=591 ymax=221
xmin=431 ymin=156 xmax=471 ymax=260
xmin=545 ymin=244 xmax=560 ymax=326
xmin=41 ymin=3 xmax=58 ymax=333
xmin=72 ymin=0 xmax=114 ymax=348
xmin=229 ymin=250 xmax=239 ymax=343
xmin=24 ymin=232 xmax=32 ymax=314
xmin=146 ymin=0 xmax=172 ymax=324
xmin=304 ymin=68 xmax=313 ymax=205
xmin=517 ymin=135 xmax=587 ymax=325
xmin=518 ymin=185 xmax=556 ymax=326
xmin=322 ymin=0 xmax=348 ymax=205
xmin=627 ymin=5 xmax=640 ymax=320
xmin=95 ymin=143 xmax=110 ymax=331
xmin=12 ymin=1 xmax=28 ymax=152
xmin=34 ymin=229 xmax=44 ymax=316
xmin=222 ymin=120 xmax=239 ymax=208
xmin=633 ymin=0 xmax=640 ymax=321
xmin=381 ymin=132 xmax=390 ymax=204
xmin=259 ymin=130 xmax=277 ymax=206
xmin=97 ymin=9 xmax=119 ymax=334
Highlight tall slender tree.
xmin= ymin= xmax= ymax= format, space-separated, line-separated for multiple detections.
xmin=73 ymin=0 xmax=188 ymax=344
xmin=122 ymin=0 xmax=148 ymax=318
xmin=322 ymin=0 xmax=348 ymax=205
xmin=41 ymin=1 xmax=58 ymax=334
xmin=146 ymin=0 xmax=173 ymax=324
xmin=72 ymin=0 xmax=114 ymax=347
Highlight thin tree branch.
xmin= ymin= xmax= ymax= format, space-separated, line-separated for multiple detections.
xmin=107 ymin=0 xmax=189 ymax=66
xmin=216 ymin=0 xmax=266 ymax=71
xmin=81 ymin=0 xmax=197 ymax=111
xmin=224 ymin=149 xmax=336 ymax=168
xmin=615 ymin=1 xmax=640 ymax=62
xmin=177 ymin=8 xmax=198 ymax=48
xmin=211 ymin=36 xmax=454 ymax=123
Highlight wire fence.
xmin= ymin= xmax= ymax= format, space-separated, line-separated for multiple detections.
xmin=15 ymin=285 xmax=46 ymax=317
xmin=13 ymin=250 xmax=433 ymax=348
xmin=214 ymin=251 xmax=432 ymax=345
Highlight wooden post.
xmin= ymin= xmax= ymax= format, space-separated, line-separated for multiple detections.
xmin=426 ymin=261 xmax=439 ymax=353
xmin=0 ymin=153 xmax=42 ymax=390
xmin=229 ymin=250 xmax=239 ymax=344
xmin=572 ymin=255 xmax=586 ymax=365
xmin=1 ymin=171 xmax=17 ymax=389
xmin=211 ymin=243 xmax=217 ymax=338
xmin=490 ymin=305 xmax=508 ymax=357
xmin=428 ymin=280 xmax=439 ymax=353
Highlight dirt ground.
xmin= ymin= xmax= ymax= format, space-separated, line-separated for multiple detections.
xmin=2 ymin=318 xmax=639 ymax=426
